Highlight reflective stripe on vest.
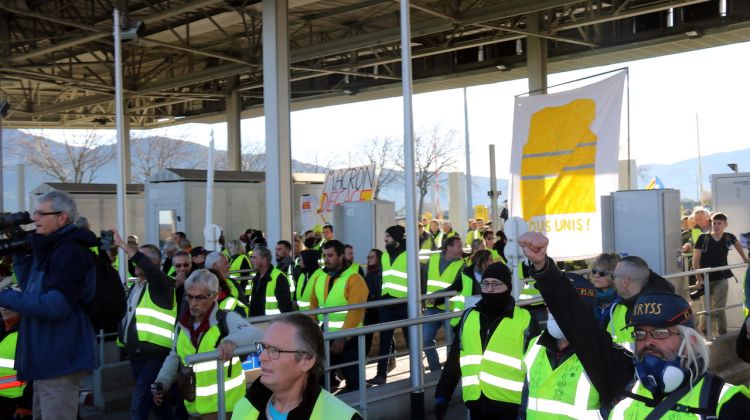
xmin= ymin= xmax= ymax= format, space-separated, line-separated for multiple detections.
xmin=607 ymin=303 xmax=634 ymax=352
xmin=460 ymin=307 xmax=530 ymax=404
xmin=176 ymin=318 xmax=245 ymax=414
xmin=297 ymin=268 xmax=326 ymax=312
xmin=381 ymin=252 xmax=408 ymax=298
xmin=0 ymin=332 xmax=25 ymax=398
xmin=523 ymin=335 xmax=600 ymax=419
xmin=264 ymin=268 xmax=288 ymax=315
xmin=426 ymin=253 xmax=463 ymax=291
xmin=232 ymin=388 xmax=359 ymax=419
xmin=717 ymin=384 xmax=750 ymax=415
xmin=219 ymin=296 xmax=248 ymax=318
xmin=229 ymin=254 xmax=249 ymax=278
xmin=611 ymin=378 xmax=707 ymax=419
xmin=449 ymin=273 xmax=475 ymax=327
xmin=315 ymin=264 xmax=362 ymax=331
xmin=426 ymin=253 xmax=463 ymax=309
xmin=135 ymin=287 xmax=177 ymax=349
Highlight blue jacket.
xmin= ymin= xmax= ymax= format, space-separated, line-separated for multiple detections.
xmin=0 ymin=224 xmax=97 ymax=381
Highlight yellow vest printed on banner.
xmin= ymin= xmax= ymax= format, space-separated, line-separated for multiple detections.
xmin=520 ymin=99 xmax=597 ymax=220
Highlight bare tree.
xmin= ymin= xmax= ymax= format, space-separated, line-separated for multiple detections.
xmin=356 ymin=136 xmax=401 ymax=198
xmin=131 ymin=134 xmax=196 ymax=181
xmin=23 ymin=130 xmax=115 ymax=183
xmin=299 ymin=150 xmax=343 ymax=173
xmin=241 ymin=140 xmax=265 ymax=171
xmin=396 ymin=125 xmax=460 ymax=217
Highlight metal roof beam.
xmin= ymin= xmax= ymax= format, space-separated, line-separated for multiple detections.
xmin=5 ymin=0 xmax=226 ymax=63
xmin=291 ymin=0 xmax=579 ymax=61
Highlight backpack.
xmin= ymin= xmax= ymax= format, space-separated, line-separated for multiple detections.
xmin=84 ymin=248 xmax=127 ymax=332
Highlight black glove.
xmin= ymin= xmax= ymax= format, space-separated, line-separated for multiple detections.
xmin=434 ymin=397 xmax=449 ymax=420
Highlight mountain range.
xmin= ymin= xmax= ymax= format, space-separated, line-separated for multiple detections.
xmin=1 ymin=128 xmax=745 ymax=213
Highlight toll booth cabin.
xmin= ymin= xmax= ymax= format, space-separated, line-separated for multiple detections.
xmin=30 ymin=183 xmax=146 ymax=240
xmin=145 ymin=168 xmax=324 ymax=246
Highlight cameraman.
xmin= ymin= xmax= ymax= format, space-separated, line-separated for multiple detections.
xmin=0 ymin=190 xmax=97 ymax=419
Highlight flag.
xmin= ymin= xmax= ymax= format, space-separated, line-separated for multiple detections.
xmin=508 ymin=71 xmax=626 ymax=259
xmin=645 ymin=176 xmax=665 ymax=190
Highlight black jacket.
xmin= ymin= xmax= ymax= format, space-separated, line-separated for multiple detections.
xmin=435 ymin=297 xmax=539 ymax=418
xmin=737 ymin=316 xmax=750 ymax=363
xmin=245 ymin=377 xmax=362 ymax=419
xmin=249 ymin=267 xmax=293 ymax=316
xmin=530 ymin=258 xmax=750 ymax=417
xmin=120 ymin=251 xmax=176 ymax=360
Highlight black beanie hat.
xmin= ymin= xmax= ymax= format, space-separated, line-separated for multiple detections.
xmin=386 ymin=225 xmax=406 ymax=242
xmin=482 ymin=262 xmax=512 ymax=292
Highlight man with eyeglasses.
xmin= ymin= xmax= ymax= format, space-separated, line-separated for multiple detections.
xmin=518 ymin=232 xmax=750 ymax=418
xmin=434 ymin=262 xmax=539 ymax=419
xmin=114 ymin=230 xmax=177 ymax=420
xmin=0 ymin=190 xmax=97 ymax=419
xmin=232 ymin=313 xmax=360 ymax=419
xmin=153 ymin=269 xmax=263 ymax=417
xmin=170 ymin=250 xmax=192 ymax=311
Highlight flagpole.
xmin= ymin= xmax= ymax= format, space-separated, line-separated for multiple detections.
xmin=695 ymin=114 xmax=704 ymax=206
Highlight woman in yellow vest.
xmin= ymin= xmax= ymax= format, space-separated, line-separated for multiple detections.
xmin=590 ymin=253 xmax=620 ymax=330
xmin=434 ymin=263 xmax=540 ymax=419
xmin=232 ymin=313 xmax=360 ymax=419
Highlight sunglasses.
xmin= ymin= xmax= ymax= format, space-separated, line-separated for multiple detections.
xmin=173 ymin=263 xmax=190 ymax=268
xmin=591 ymin=269 xmax=610 ymax=277
xmin=186 ymin=293 xmax=213 ymax=301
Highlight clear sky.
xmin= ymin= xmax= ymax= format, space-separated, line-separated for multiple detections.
xmin=26 ymin=40 xmax=750 ymax=179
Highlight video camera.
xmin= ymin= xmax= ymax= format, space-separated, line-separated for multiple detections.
xmin=0 ymin=212 xmax=33 ymax=256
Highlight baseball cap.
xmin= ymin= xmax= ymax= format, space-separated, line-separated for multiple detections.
xmin=628 ymin=292 xmax=694 ymax=328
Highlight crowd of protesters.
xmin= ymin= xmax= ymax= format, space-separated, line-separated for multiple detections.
xmin=1 ymin=190 xmax=750 ymax=419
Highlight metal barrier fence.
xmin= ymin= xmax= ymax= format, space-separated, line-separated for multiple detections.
xmin=182 ymin=292 xmax=544 ymax=420
xmin=664 ymin=261 xmax=749 ymax=341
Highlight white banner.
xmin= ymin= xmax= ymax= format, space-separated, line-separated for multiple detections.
xmin=316 ymin=164 xmax=378 ymax=224
xmin=508 ymin=71 xmax=626 ymax=259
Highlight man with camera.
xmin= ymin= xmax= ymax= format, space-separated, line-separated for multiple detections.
xmin=0 ymin=191 xmax=97 ymax=419
xmin=114 ymin=229 xmax=178 ymax=420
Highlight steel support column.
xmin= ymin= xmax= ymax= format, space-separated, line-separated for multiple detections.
xmin=400 ymin=1 xmax=425 ymax=419
xmin=123 ymin=116 xmax=131 ymax=183
xmin=114 ymin=8 xmax=129 ymax=283
xmin=526 ymin=12 xmax=548 ymax=94
xmin=227 ymin=76 xmax=242 ymax=171
xmin=263 ymin=0 xmax=293 ymax=247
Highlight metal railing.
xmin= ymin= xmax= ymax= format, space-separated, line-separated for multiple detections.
xmin=135 ymin=261 xmax=749 ymax=418
xmin=182 ymin=292 xmax=544 ymax=419
xmin=663 ymin=261 xmax=749 ymax=341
